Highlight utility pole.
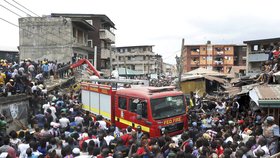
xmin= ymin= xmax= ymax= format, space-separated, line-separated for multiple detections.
xmin=176 ymin=38 xmax=184 ymax=90
xmin=116 ymin=54 xmax=119 ymax=71
xmin=124 ymin=56 xmax=128 ymax=79
xmin=109 ymin=45 xmax=112 ymax=79
xmin=94 ymin=46 xmax=97 ymax=69
xmin=148 ymin=56 xmax=150 ymax=78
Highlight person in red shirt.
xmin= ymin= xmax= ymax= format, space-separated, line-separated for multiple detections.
xmin=273 ymin=47 xmax=280 ymax=60
xmin=136 ymin=138 xmax=151 ymax=157
xmin=121 ymin=126 xmax=133 ymax=146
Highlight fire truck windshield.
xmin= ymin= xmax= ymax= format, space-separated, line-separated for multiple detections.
xmin=151 ymin=95 xmax=186 ymax=120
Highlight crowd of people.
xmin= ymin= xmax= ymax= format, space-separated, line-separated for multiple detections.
xmin=0 ymin=85 xmax=278 ymax=158
xmin=0 ymin=56 xmax=279 ymax=158
xmin=0 ymin=58 xmax=71 ymax=96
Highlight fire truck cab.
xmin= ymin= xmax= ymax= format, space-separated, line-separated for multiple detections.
xmin=81 ymin=81 xmax=188 ymax=138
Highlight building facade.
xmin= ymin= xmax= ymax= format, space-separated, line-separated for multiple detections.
xmin=112 ymin=45 xmax=162 ymax=78
xmin=51 ymin=13 xmax=115 ymax=72
xmin=162 ymin=62 xmax=176 ymax=77
xmin=19 ymin=16 xmax=95 ymax=63
xmin=244 ymin=37 xmax=280 ymax=76
xmin=182 ymin=41 xmax=246 ymax=74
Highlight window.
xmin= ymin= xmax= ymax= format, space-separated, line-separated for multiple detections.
xmin=127 ymin=56 xmax=131 ymax=60
xmin=129 ymin=98 xmax=137 ymax=113
xmin=119 ymin=97 xmax=127 ymax=110
xmin=253 ymin=45 xmax=259 ymax=51
xmin=190 ymin=48 xmax=200 ymax=53
xmin=87 ymin=40 xmax=93 ymax=48
xmin=151 ymin=96 xmax=185 ymax=120
xmin=225 ymin=47 xmax=231 ymax=51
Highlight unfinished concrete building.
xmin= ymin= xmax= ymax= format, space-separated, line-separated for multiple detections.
xmin=19 ymin=16 xmax=95 ymax=63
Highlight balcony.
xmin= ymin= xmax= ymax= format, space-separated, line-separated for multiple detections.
xmin=190 ymin=60 xmax=200 ymax=66
xmin=248 ymin=53 xmax=269 ymax=62
xmin=99 ymin=29 xmax=115 ymax=44
xmin=101 ymin=48 xmax=111 ymax=59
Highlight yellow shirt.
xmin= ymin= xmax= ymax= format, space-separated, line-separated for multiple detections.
xmin=0 ymin=73 xmax=6 ymax=85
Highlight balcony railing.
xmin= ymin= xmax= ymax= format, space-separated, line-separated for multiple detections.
xmin=99 ymin=29 xmax=115 ymax=44
xmin=248 ymin=53 xmax=268 ymax=62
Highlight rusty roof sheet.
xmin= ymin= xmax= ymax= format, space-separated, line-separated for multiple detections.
xmin=254 ymin=85 xmax=280 ymax=100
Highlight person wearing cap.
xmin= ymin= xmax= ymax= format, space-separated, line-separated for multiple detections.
xmin=72 ymin=148 xmax=80 ymax=157
xmin=189 ymin=122 xmax=199 ymax=142
xmin=136 ymin=125 xmax=143 ymax=141
xmin=5 ymin=78 xmax=13 ymax=89
xmin=262 ymin=116 xmax=280 ymax=155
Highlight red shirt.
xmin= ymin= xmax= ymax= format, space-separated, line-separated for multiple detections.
xmin=273 ymin=51 xmax=280 ymax=59
xmin=136 ymin=147 xmax=146 ymax=156
xmin=121 ymin=134 xmax=132 ymax=146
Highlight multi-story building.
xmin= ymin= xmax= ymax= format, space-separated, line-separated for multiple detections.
xmin=162 ymin=62 xmax=176 ymax=77
xmin=19 ymin=16 xmax=95 ymax=63
xmin=244 ymin=37 xmax=280 ymax=76
xmin=51 ymin=13 xmax=115 ymax=72
xmin=182 ymin=41 xmax=246 ymax=74
xmin=112 ymin=45 xmax=162 ymax=77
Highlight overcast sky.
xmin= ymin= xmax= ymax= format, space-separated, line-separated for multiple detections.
xmin=0 ymin=0 xmax=280 ymax=64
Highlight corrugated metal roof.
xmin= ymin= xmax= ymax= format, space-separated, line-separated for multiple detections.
xmin=181 ymin=75 xmax=204 ymax=82
xmin=254 ymin=85 xmax=280 ymax=100
xmin=204 ymin=75 xmax=227 ymax=84
xmin=185 ymin=67 xmax=226 ymax=76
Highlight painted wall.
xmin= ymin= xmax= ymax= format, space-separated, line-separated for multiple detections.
xmin=0 ymin=95 xmax=30 ymax=133
xmin=180 ymin=79 xmax=206 ymax=96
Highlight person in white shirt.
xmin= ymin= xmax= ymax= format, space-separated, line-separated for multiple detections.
xmin=42 ymin=102 xmax=50 ymax=113
xmin=96 ymin=115 xmax=107 ymax=130
xmin=18 ymin=136 xmax=31 ymax=158
xmin=31 ymin=83 xmax=38 ymax=94
xmin=74 ymin=114 xmax=84 ymax=125
xmin=49 ymin=103 xmax=57 ymax=121
xmin=253 ymin=136 xmax=270 ymax=158
xmin=59 ymin=114 xmax=70 ymax=128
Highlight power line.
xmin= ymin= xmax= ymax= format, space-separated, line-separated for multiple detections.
xmin=11 ymin=0 xmax=39 ymax=17
xmin=0 ymin=3 xmax=71 ymax=43
xmin=4 ymin=0 xmax=31 ymax=16
xmin=0 ymin=17 xmax=63 ymax=45
xmin=0 ymin=4 xmax=22 ymax=17
xmin=162 ymin=49 xmax=181 ymax=60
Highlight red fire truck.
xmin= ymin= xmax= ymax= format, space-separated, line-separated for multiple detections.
xmin=80 ymin=81 xmax=188 ymax=138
